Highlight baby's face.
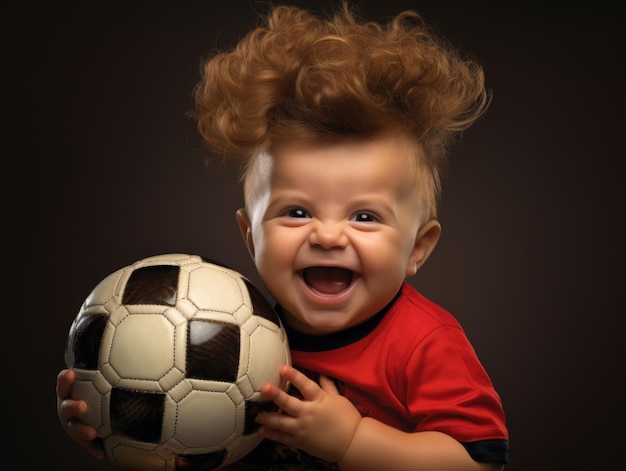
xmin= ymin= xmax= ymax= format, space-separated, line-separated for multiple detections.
xmin=237 ymin=133 xmax=439 ymax=335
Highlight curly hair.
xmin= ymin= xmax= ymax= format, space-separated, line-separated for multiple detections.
xmin=190 ymin=3 xmax=488 ymax=218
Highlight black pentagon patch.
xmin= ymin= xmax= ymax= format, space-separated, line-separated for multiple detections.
xmin=110 ymin=388 xmax=165 ymax=443
xmin=243 ymin=279 xmax=281 ymax=327
xmin=199 ymin=256 xmax=230 ymax=269
xmin=175 ymin=449 xmax=227 ymax=470
xmin=69 ymin=314 xmax=107 ymax=370
xmin=123 ymin=265 xmax=179 ymax=305
xmin=243 ymin=400 xmax=279 ymax=435
xmin=186 ymin=320 xmax=240 ymax=382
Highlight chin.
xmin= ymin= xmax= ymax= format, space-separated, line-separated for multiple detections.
xmin=303 ymin=315 xmax=361 ymax=334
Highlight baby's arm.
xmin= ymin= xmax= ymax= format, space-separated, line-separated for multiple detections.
xmin=339 ymin=419 xmax=503 ymax=471
xmin=257 ymin=365 xmax=504 ymax=471
xmin=56 ymin=369 xmax=105 ymax=460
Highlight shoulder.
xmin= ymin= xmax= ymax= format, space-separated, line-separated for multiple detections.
xmin=377 ymin=282 xmax=482 ymax=362
xmin=389 ymin=282 xmax=463 ymax=332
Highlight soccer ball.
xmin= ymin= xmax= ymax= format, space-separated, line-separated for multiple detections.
xmin=65 ymin=253 xmax=291 ymax=471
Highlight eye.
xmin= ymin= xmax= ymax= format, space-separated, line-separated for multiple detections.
xmin=286 ymin=208 xmax=310 ymax=218
xmin=351 ymin=212 xmax=377 ymax=223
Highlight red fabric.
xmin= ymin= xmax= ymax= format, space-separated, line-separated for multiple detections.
xmin=290 ymin=282 xmax=508 ymax=443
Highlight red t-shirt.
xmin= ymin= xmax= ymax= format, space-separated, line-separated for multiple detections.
xmin=240 ymin=282 xmax=509 ymax=468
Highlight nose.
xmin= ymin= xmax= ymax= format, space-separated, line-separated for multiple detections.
xmin=309 ymin=220 xmax=348 ymax=249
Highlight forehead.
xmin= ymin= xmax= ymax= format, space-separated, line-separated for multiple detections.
xmin=246 ymin=133 xmax=419 ymax=187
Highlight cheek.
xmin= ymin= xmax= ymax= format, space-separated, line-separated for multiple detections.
xmin=357 ymin=232 xmax=413 ymax=269
xmin=357 ymin=246 xmax=403 ymax=284
xmin=253 ymin=226 xmax=292 ymax=268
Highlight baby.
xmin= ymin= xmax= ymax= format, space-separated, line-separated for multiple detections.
xmin=57 ymin=3 xmax=509 ymax=470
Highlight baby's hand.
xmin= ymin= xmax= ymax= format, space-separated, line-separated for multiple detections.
xmin=56 ymin=369 xmax=105 ymax=460
xmin=256 ymin=365 xmax=362 ymax=463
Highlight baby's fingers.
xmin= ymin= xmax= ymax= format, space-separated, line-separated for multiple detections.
xmin=66 ymin=417 xmax=97 ymax=442
xmin=56 ymin=369 xmax=75 ymax=401
xmin=260 ymin=380 xmax=301 ymax=416
xmin=58 ymin=398 xmax=87 ymax=424
xmin=63 ymin=417 xmax=105 ymax=459
xmin=319 ymin=374 xmax=339 ymax=395
xmin=279 ymin=365 xmax=321 ymax=401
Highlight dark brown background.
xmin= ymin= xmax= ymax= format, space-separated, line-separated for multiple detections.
xmin=4 ymin=1 xmax=623 ymax=470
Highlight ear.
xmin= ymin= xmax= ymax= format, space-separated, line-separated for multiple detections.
xmin=405 ymin=220 xmax=441 ymax=277
xmin=236 ymin=208 xmax=255 ymax=258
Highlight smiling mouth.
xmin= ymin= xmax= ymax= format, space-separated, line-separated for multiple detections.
xmin=301 ymin=267 xmax=354 ymax=295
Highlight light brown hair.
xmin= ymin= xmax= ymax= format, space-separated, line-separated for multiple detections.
xmin=190 ymin=3 xmax=488 ymax=218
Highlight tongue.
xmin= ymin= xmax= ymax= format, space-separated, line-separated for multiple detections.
xmin=304 ymin=267 xmax=353 ymax=294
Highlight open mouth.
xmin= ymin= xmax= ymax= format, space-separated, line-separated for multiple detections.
xmin=301 ymin=267 xmax=354 ymax=295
